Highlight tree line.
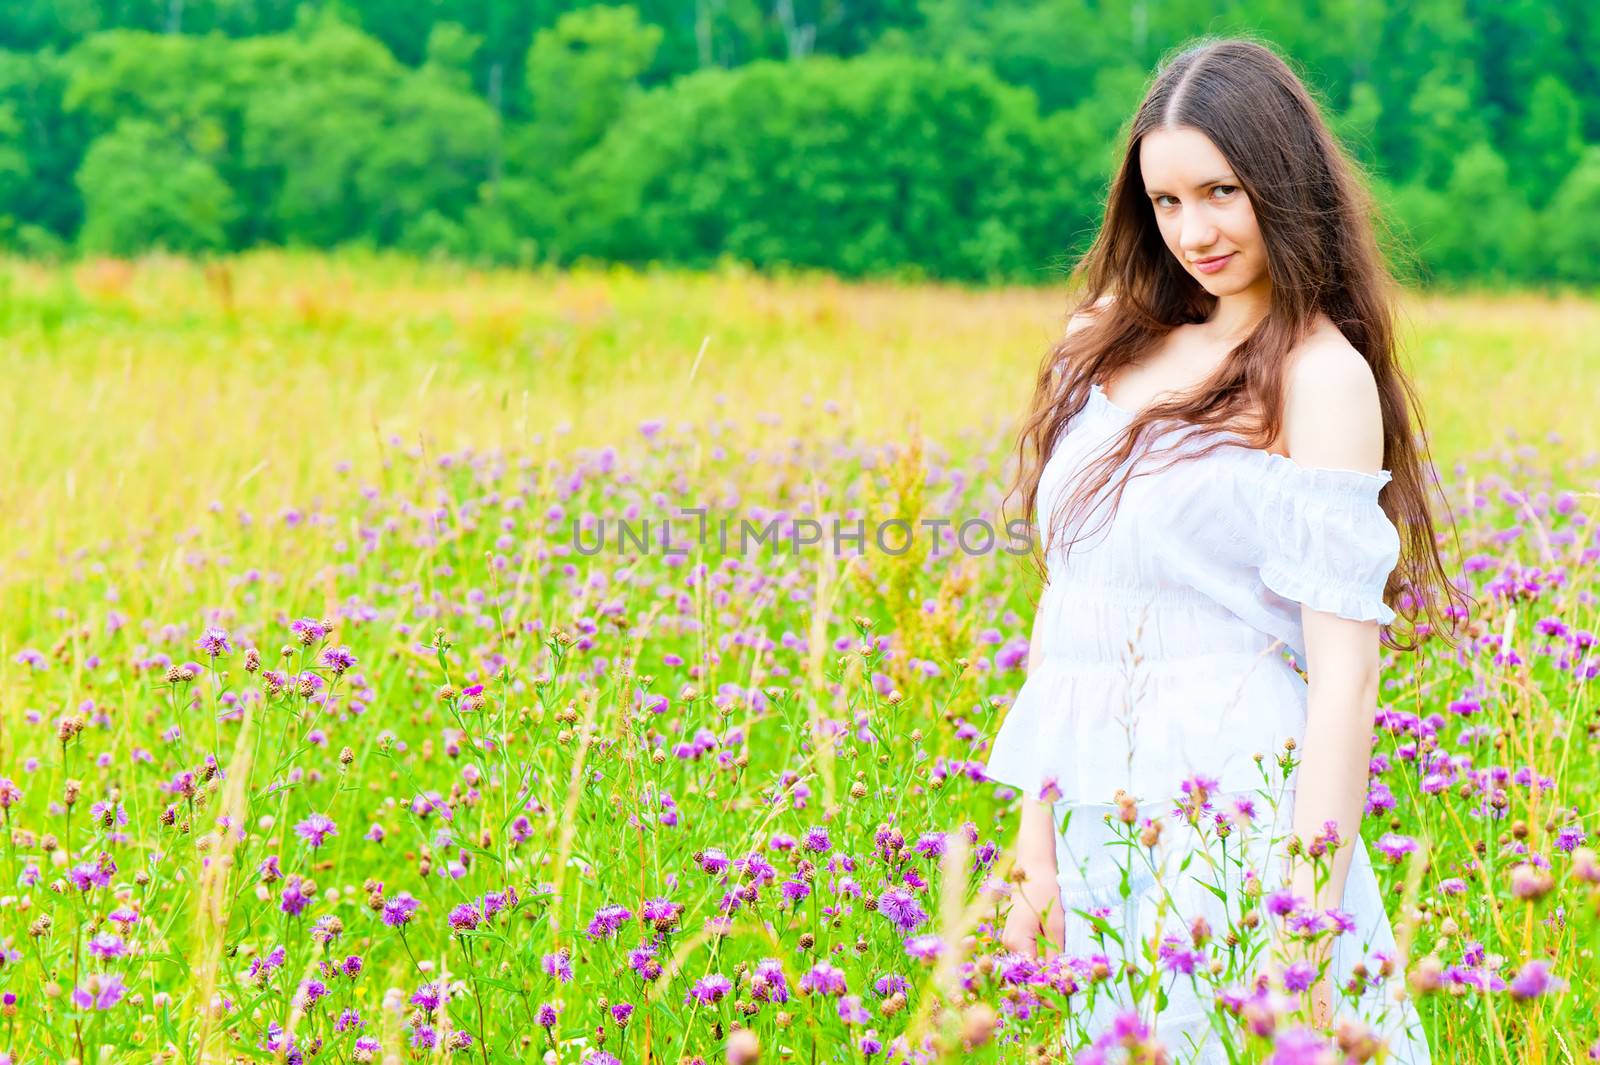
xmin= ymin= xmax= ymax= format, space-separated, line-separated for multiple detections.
xmin=1 ymin=0 xmax=1597 ymax=285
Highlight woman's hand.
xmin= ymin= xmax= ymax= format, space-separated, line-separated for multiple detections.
xmin=1310 ymin=967 xmax=1334 ymax=1027
xmin=999 ymin=858 xmax=1064 ymax=958
xmin=1279 ymin=930 xmax=1337 ymax=1029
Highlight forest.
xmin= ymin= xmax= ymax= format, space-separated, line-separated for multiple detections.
xmin=0 ymin=0 xmax=1596 ymax=284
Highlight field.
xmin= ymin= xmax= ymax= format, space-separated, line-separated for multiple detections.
xmin=0 ymin=252 xmax=1597 ymax=1063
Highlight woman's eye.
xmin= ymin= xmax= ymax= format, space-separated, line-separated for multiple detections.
xmin=1154 ymin=187 xmax=1236 ymax=208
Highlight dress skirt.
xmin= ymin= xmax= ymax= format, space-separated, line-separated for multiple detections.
xmin=1045 ymin=786 xmax=1434 ymax=1064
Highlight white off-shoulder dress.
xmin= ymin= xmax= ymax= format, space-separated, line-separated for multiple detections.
xmin=985 ymin=381 xmax=1433 ymax=1063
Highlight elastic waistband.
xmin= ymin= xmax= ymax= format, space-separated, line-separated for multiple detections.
xmin=1031 ymin=647 xmax=1295 ymax=673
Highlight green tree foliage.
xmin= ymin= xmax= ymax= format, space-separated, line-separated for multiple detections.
xmin=75 ymin=118 xmax=234 ymax=253
xmin=0 ymin=0 xmax=1593 ymax=286
xmin=238 ymin=17 xmax=497 ymax=246
xmin=523 ymin=5 xmax=663 ymax=171
xmin=0 ymin=49 xmax=89 ymax=245
xmin=1513 ymin=74 xmax=1584 ymax=209
xmin=1546 ymin=147 xmax=1600 ymax=285
xmin=561 ymin=54 xmax=1077 ymax=281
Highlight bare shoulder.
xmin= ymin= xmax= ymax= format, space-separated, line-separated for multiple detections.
xmin=1065 ymin=293 xmax=1116 ymax=337
xmin=1282 ymin=323 xmax=1386 ymax=474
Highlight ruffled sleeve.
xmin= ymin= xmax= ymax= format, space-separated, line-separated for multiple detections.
xmin=1255 ymin=462 xmax=1401 ymax=627
xmin=1162 ymin=446 xmax=1402 ymax=663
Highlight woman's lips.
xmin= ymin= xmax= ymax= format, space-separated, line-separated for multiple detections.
xmin=1193 ymin=253 xmax=1234 ymax=274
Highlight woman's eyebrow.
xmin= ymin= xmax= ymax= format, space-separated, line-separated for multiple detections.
xmin=1144 ymin=174 xmax=1237 ymax=195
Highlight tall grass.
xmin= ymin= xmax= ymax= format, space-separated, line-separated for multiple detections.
xmin=0 ymin=252 xmax=1595 ymax=1063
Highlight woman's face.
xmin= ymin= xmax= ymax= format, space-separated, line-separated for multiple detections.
xmin=1138 ymin=126 xmax=1269 ymax=300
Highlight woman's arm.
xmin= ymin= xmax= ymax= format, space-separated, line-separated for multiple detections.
xmin=1277 ymin=344 xmax=1390 ymax=916
xmin=1014 ymin=595 xmax=1059 ymax=867
xmin=998 ymin=587 xmax=1066 ymax=956
xmin=1265 ymin=340 xmax=1392 ymax=1028
xmin=1287 ymin=614 xmax=1381 ymax=912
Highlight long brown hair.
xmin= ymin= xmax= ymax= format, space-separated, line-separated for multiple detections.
xmin=1003 ymin=35 xmax=1473 ymax=654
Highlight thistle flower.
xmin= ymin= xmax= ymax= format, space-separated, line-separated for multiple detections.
xmin=543 ymin=951 xmax=575 ymax=983
xmin=1555 ymin=826 xmax=1587 ymax=853
xmin=686 ymin=973 xmax=732 ymax=1005
xmin=641 ymin=896 xmax=682 ymax=931
xmin=1264 ymin=1026 xmax=1328 ymax=1064
xmin=586 ymin=903 xmax=632 ymax=939
xmin=1511 ymin=863 xmax=1555 ymax=900
xmin=291 ymin=618 xmax=330 ymax=646
xmin=1265 ymin=887 xmax=1304 ymax=917
xmin=294 ymin=813 xmax=338 ymax=849
xmin=1281 ymin=960 xmax=1317 ymax=992
xmin=410 ymin=981 xmax=446 ymax=1011
xmin=1510 ymin=959 xmax=1562 ymax=1000
xmin=197 ymin=628 xmax=232 ymax=657
xmin=320 ymin=646 xmax=357 ymax=674
xmin=311 ymin=915 xmax=343 ymax=944
xmin=625 ymin=943 xmax=660 ymax=981
xmin=381 ymin=893 xmax=419 ymax=928
xmin=752 ymin=958 xmax=790 ymax=1003
xmin=280 ymin=874 xmax=315 ymax=917
xmin=1375 ymin=833 xmax=1418 ymax=862
xmin=800 ymin=961 xmax=847 ymax=997
xmin=873 ymin=972 xmax=908 ymax=997
xmin=87 ymin=932 xmax=127 ymax=960
xmin=838 ymin=994 xmax=870 ymax=1024
xmin=1075 ymin=1010 xmax=1169 ymax=1065
xmin=875 ymin=888 xmax=928 ymax=933
xmin=70 ymin=972 xmax=127 ymax=1011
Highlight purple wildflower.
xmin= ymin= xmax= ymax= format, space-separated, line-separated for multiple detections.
xmin=1265 ymin=887 xmax=1304 ymax=917
xmin=410 ymin=982 xmax=446 ymax=1012
xmin=753 ymin=958 xmax=789 ymax=1003
xmin=320 ymin=646 xmax=357 ymax=674
xmin=800 ymin=961 xmax=847 ymax=997
xmin=70 ymin=973 xmax=126 ymax=1011
xmin=293 ymin=813 xmax=337 ymax=849
xmin=687 ymin=973 xmax=732 ymax=1005
xmin=1264 ymin=1027 xmax=1327 ymax=1064
xmin=1510 ymin=959 xmax=1560 ymax=999
xmin=544 ymin=951 xmax=575 ymax=983
xmin=838 ymin=994 xmax=870 ymax=1024
xmin=876 ymin=888 xmax=929 ymax=933
xmin=803 ymin=827 xmax=832 ymax=853
xmin=197 ymin=628 xmax=232 ymax=657
xmin=1376 ymin=833 xmax=1418 ymax=862
xmin=586 ymin=903 xmax=632 ymax=939
xmin=381 ymin=893 xmax=419 ymax=928
xmin=1282 ymin=960 xmax=1317 ymax=992
xmin=280 ymin=875 xmax=314 ymax=917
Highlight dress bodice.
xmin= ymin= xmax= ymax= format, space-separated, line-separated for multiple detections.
xmin=984 ymin=381 xmax=1402 ymax=805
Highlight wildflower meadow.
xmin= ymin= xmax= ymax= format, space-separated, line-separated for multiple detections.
xmin=1 ymin=253 xmax=1597 ymax=1063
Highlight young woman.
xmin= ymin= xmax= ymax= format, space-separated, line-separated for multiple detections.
xmin=987 ymin=37 xmax=1468 ymax=1062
